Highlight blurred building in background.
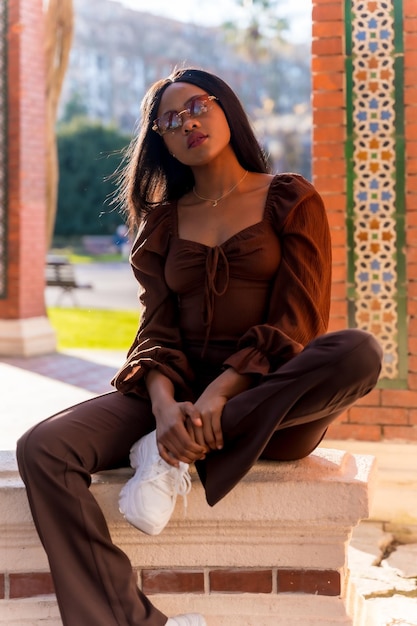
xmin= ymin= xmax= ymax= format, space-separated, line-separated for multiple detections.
xmin=58 ymin=0 xmax=312 ymax=177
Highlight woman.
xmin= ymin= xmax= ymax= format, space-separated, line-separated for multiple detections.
xmin=17 ymin=68 xmax=382 ymax=626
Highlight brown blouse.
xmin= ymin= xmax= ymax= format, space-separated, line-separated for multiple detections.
xmin=112 ymin=174 xmax=332 ymax=399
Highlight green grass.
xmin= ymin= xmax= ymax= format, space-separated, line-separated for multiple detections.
xmin=49 ymin=248 xmax=123 ymax=264
xmin=47 ymin=307 xmax=139 ymax=350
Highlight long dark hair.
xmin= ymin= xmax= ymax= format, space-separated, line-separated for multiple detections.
xmin=119 ymin=67 xmax=270 ymax=225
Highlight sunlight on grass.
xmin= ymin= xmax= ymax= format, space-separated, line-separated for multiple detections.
xmin=47 ymin=307 xmax=139 ymax=350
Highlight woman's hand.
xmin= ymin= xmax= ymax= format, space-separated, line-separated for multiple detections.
xmin=192 ymin=389 xmax=228 ymax=451
xmin=145 ymin=369 xmax=206 ymax=467
xmin=191 ymin=368 xmax=253 ymax=451
xmin=155 ymin=400 xmax=208 ymax=466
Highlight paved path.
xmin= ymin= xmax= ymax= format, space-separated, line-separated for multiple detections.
xmin=1 ymin=349 xmax=126 ymax=450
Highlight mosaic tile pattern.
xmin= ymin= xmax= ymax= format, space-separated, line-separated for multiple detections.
xmin=347 ymin=0 xmax=405 ymax=381
xmin=0 ymin=0 xmax=6 ymax=298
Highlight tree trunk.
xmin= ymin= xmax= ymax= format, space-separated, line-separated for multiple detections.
xmin=45 ymin=0 xmax=74 ymax=248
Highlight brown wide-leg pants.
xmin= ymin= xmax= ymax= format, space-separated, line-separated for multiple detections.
xmin=16 ymin=329 xmax=382 ymax=626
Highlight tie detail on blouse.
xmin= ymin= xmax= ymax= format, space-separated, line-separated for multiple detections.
xmin=202 ymin=246 xmax=230 ymax=356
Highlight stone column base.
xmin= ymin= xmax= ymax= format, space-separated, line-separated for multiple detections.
xmin=0 ymin=317 xmax=56 ymax=357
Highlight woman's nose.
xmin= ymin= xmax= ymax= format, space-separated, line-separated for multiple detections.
xmin=182 ymin=117 xmax=200 ymax=133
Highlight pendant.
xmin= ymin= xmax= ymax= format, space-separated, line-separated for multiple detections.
xmin=213 ymin=200 xmax=218 ymax=207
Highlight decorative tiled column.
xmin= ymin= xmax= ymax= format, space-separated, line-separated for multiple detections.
xmin=0 ymin=0 xmax=56 ymax=356
xmin=345 ymin=0 xmax=406 ymax=386
xmin=313 ymin=0 xmax=417 ymax=442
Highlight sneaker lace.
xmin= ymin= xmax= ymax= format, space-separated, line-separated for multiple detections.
xmin=144 ymin=456 xmax=192 ymax=510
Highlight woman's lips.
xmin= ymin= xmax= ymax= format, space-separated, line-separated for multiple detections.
xmin=187 ymin=132 xmax=208 ymax=149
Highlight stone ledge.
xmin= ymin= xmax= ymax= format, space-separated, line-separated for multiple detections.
xmin=321 ymin=440 xmax=417 ymax=541
xmin=0 ymin=448 xmax=376 ymax=625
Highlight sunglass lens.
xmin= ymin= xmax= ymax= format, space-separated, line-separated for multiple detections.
xmin=159 ymin=112 xmax=181 ymax=134
xmin=190 ymin=96 xmax=208 ymax=117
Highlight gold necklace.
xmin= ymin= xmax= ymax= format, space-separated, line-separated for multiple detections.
xmin=192 ymin=170 xmax=248 ymax=207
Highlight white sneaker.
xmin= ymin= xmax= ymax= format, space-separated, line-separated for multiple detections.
xmin=166 ymin=614 xmax=207 ymax=626
xmin=119 ymin=430 xmax=191 ymax=535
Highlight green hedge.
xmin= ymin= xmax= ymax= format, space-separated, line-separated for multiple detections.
xmin=55 ymin=118 xmax=131 ymax=236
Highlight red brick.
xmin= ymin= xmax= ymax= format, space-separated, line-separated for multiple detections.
xmin=320 ymin=194 xmax=347 ymax=211
xmin=404 ymin=0 xmax=417 ymax=17
xmin=328 ymin=317 xmax=349 ymax=331
xmin=9 ymin=572 xmax=55 ymax=599
xmin=408 ymin=355 xmax=417 ymax=372
xmin=330 ymin=229 xmax=347 ymax=247
xmin=312 ymin=71 xmax=345 ymax=91
xmin=383 ymin=425 xmax=417 ymax=441
xmin=408 ymin=410 xmax=417 ymax=426
xmin=348 ymin=406 xmax=408 ymax=426
xmin=353 ymin=388 xmax=381 ymax=407
xmin=405 ymin=88 xmax=417 ymax=106
xmin=381 ymin=389 xmax=417 ymax=407
xmin=0 ymin=574 xmax=4 ymax=599
xmin=406 ymin=143 xmax=417 ymax=159
xmin=331 ymin=264 xmax=347 ymax=282
xmin=331 ymin=282 xmax=347 ymax=299
xmin=405 ymin=247 xmax=417 ymax=264
xmin=313 ymin=109 xmax=345 ymax=126
xmin=312 ymin=143 xmax=346 ymax=160
xmin=405 ymin=51 xmax=417 ymax=69
xmin=4 ymin=0 xmax=48 ymax=320
xmin=405 ymin=209 xmax=417 ymax=227
xmin=408 ymin=336 xmax=417 ymax=354
xmin=313 ymin=125 xmax=346 ymax=144
xmin=210 ymin=569 xmax=272 ymax=593
xmin=142 ymin=570 xmax=204 ymax=595
xmin=277 ymin=569 xmax=340 ymax=596
xmin=312 ymin=0 xmax=343 ymax=5
xmin=326 ymin=422 xmax=382 ymax=441
xmin=313 ymin=21 xmax=345 ymax=39
xmin=314 ymin=176 xmax=345 ymax=195
xmin=328 ymin=238 xmax=347 ymax=256
xmin=312 ymin=55 xmax=345 ymax=73
xmin=407 ymin=373 xmax=417 ymax=390
xmin=406 ymin=160 xmax=417 ymax=175
xmin=329 ymin=299 xmax=348 ymax=317
xmin=314 ymin=158 xmax=346 ymax=176
xmin=312 ymin=91 xmax=345 ymax=109
xmin=312 ymin=37 xmax=343 ymax=56
xmin=312 ymin=4 xmax=343 ymax=23
xmin=407 ymin=300 xmax=417 ymax=316
xmin=405 ymin=32 xmax=417 ymax=51
xmin=326 ymin=211 xmax=347 ymax=229
xmin=406 ymin=281 xmax=417 ymax=298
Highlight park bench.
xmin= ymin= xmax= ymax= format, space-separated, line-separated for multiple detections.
xmin=45 ymin=256 xmax=92 ymax=305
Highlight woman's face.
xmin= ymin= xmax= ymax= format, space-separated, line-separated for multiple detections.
xmin=155 ymin=82 xmax=232 ymax=167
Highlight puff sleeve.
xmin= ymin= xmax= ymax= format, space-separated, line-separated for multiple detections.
xmin=112 ymin=204 xmax=194 ymax=398
xmin=223 ymin=174 xmax=332 ymax=376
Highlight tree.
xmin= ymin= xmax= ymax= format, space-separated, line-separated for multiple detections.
xmin=60 ymin=92 xmax=88 ymax=124
xmin=45 ymin=0 xmax=74 ymax=247
xmin=55 ymin=118 xmax=130 ymax=237
xmin=224 ymin=0 xmax=289 ymax=63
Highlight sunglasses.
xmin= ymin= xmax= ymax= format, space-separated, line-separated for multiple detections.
xmin=152 ymin=94 xmax=218 ymax=136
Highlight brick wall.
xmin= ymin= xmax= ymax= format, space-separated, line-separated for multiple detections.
xmin=0 ymin=0 xmax=47 ymax=320
xmin=0 ymin=566 xmax=341 ymax=600
xmin=312 ymin=0 xmax=417 ymax=442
